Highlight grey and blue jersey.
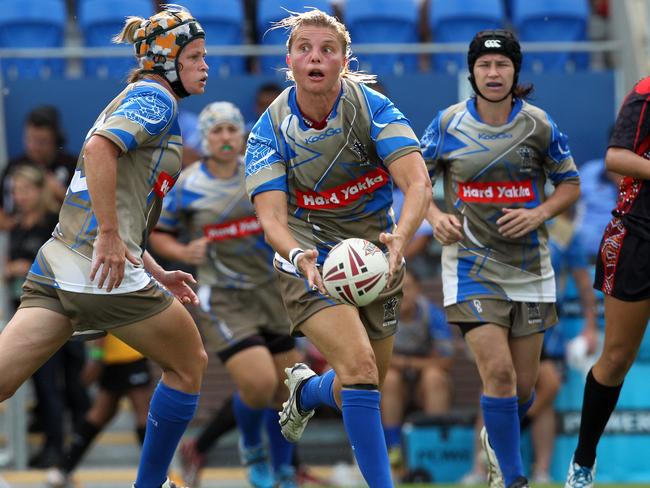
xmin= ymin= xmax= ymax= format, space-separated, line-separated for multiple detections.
xmin=158 ymin=159 xmax=275 ymax=289
xmin=28 ymin=80 xmax=182 ymax=294
xmin=245 ymin=78 xmax=421 ymax=269
xmin=422 ymin=98 xmax=579 ymax=306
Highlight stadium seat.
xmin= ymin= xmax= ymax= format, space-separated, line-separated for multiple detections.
xmin=429 ymin=0 xmax=505 ymax=74
xmin=78 ymin=0 xmax=154 ymax=78
xmin=0 ymin=0 xmax=67 ymax=79
xmin=344 ymin=0 xmax=419 ymax=74
xmin=177 ymin=0 xmax=245 ymax=76
xmin=257 ymin=0 xmax=333 ymax=74
xmin=511 ymin=0 xmax=590 ymax=72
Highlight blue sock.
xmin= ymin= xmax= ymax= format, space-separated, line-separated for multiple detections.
xmin=135 ymin=382 xmax=198 ymax=488
xmin=233 ymin=392 xmax=265 ymax=448
xmin=341 ymin=389 xmax=393 ymax=488
xmin=518 ymin=391 xmax=536 ymax=421
xmin=299 ymin=369 xmax=338 ymax=411
xmin=383 ymin=425 xmax=402 ymax=450
xmin=481 ymin=395 xmax=523 ymax=487
xmin=264 ymin=408 xmax=294 ymax=472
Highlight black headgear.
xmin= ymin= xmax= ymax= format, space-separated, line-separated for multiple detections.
xmin=467 ymin=29 xmax=522 ymax=103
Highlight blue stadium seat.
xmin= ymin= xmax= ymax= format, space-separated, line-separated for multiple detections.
xmin=257 ymin=0 xmax=333 ymax=74
xmin=345 ymin=0 xmax=419 ymax=74
xmin=512 ymin=0 xmax=590 ymax=72
xmin=0 ymin=0 xmax=67 ymax=79
xmin=178 ymin=0 xmax=245 ymax=76
xmin=429 ymin=0 xmax=505 ymax=73
xmin=78 ymin=0 xmax=153 ymax=78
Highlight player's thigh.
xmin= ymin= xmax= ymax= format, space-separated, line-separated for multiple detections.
xmin=602 ymin=295 xmax=650 ymax=357
xmin=225 ymin=345 xmax=278 ymax=392
xmin=0 ymin=307 xmax=72 ymax=397
xmin=510 ymin=331 xmax=545 ymax=394
xmin=110 ymin=300 xmax=206 ymax=380
xmin=371 ymin=334 xmax=395 ymax=389
xmin=464 ymin=323 xmax=512 ymax=382
xmin=300 ymin=304 xmax=378 ymax=383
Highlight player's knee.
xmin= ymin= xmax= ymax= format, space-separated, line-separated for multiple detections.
xmin=194 ymin=346 xmax=209 ymax=375
xmin=336 ymin=353 xmax=378 ymax=385
xmin=238 ymin=375 xmax=277 ymax=408
xmin=600 ymin=347 xmax=635 ymax=380
xmin=175 ymin=346 xmax=208 ymax=390
xmin=485 ymin=362 xmax=516 ymax=393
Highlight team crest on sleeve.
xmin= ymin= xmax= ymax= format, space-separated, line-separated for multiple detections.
xmin=115 ymin=92 xmax=171 ymax=135
xmin=246 ymin=134 xmax=277 ymax=176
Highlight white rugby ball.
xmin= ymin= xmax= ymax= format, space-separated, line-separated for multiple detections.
xmin=322 ymin=238 xmax=389 ymax=307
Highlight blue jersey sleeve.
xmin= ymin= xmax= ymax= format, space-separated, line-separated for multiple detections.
xmin=101 ymin=85 xmax=176 ymax=152
xmin=544 ymin=112 xmax=579 ymax=185
xmin=245 ymin=111 xmax=288 ymax=200
xmin=360 ymin=84 xmax=420 ymax=164
xmin=420 ymin=111 xmax=446 ymax=179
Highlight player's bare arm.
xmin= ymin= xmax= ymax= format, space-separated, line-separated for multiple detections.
xmin=605 ymin=146 xmax=650 ymax=179
xmin=85 ymin=134 xmax=138 ymax=291
xmin=383 ymin=151 xmax=432 ymax=276
xmin=254 ymin=189 xmax=326 ymax=293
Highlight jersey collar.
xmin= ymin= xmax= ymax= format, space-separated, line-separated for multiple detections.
xmin=467 ymin=97 xmax=523 ymax=125
xmin=289 ymin=82 xmax=344 ymax=131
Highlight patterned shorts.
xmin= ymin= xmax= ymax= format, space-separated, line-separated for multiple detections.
xmin=594 ymin=218 xmax=650 ymax=301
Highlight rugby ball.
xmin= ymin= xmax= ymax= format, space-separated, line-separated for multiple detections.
xmin=322 ymin=238 xmax=389 ymax=307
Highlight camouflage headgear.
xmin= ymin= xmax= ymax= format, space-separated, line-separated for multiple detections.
xmin=467 ymin=29 xmax=522 ymax=103
xmin=134 ymin=6 xmax=204 ymax=98
xmin=198 ymin=101 xmax=245 ymax=155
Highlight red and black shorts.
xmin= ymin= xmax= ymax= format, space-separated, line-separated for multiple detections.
xmin=594 ymin=218 xmax=650 ymax=301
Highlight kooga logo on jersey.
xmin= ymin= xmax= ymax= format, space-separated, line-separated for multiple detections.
xmin=478 ymin=132 xmax=513 ymax=140
xmin=305 ymin=127 xmax=342 ymax=144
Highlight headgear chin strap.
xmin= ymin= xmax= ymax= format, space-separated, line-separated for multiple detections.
xmin=467 ymin=29 xmax=522 ymax=103
xmin=134 ymin=7 xmax=205 ymax=98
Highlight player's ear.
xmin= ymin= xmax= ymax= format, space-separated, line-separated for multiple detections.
xmin=286 ymin=53 xmax=292 ymax=69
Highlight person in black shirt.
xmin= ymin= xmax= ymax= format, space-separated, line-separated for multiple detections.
xmin=565 ymin=76 xmax=650 ymax=488
xmin=5 ymin=165 xmax=60 ymax=308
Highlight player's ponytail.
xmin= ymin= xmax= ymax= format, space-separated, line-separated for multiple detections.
xmin=112 ymin=16 xmax=145 ymax=45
